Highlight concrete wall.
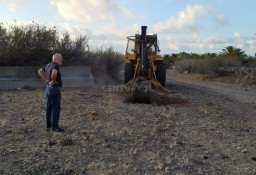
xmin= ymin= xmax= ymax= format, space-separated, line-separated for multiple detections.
xmin=0 ymin=66 xmax=94 ymax=90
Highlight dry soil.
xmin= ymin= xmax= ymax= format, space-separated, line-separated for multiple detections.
xmin=0 ymin=71 xmax=256 ymax=174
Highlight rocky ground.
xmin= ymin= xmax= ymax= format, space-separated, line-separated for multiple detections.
xmin=0 ymin=71 xmax=256 ymax=174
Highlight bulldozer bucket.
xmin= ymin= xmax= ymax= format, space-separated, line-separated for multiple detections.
xmin=123 ymin=78 xmax=176 ymax=104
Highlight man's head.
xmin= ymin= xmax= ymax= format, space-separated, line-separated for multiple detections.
xmin=52 ymin=53 xmax=63 ymax=65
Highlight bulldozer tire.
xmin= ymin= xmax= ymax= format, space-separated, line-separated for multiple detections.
xmin=156 ymin=62 xmax=166 ymax=87
xmin=124 ymin=63 xmax=134 ymax=83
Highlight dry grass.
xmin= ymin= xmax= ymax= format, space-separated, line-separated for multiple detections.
xmin=175 ymin=57 xmax=243 ymax=76
xmin=1 ymin=78 xmax=256 ymax=174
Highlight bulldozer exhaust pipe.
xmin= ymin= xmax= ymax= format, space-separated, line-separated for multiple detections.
xmin=140 ymin=26 xmax=147 ymax=71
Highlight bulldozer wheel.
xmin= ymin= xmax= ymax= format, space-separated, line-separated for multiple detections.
xmin=124 ymin=63 xmax=135 ymax=83
xmin=156 ymin=62 xmax=166 ymax=87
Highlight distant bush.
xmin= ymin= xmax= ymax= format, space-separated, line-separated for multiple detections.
xmin=175 ymin=58 xmax=195 ymax=73
xmin=0 ymin=22 xmax=124 ymax=81
xmin=86 ymin=47 xmax=124 ymax=80
xmin=242 ymin=57 xmax=256 ymax=68
xmin=216 ymin=56 xmax=242 ymax=67
xmin=175 ymin=56 xmax=245 ymax=76
xmin=163 ymin=54 xmax=178 ymax=68
xmin=0 ymin=21 xmax=89 ymax=66
xmin=193 ymin=58 xmax=219 ymax=75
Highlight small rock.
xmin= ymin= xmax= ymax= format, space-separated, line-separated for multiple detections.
xmin=60 ymin=137 xmax=74 ymax=146
xmin=0 ymin=131 xmax=4 ymax=138
xmin=221 ymin=155 xmax=229 ymax=159
xmin=251 ymin=157 xmax=256 ymax=161
xmin=241 ymin=149 xmax=248 ymax=153
xmin=203 ymin=156 xmax=209 ymax=160
xmin=48 ymin=140 xmax=56 ymax=146
xmin=157 ymin=165 xmax=163 ymax=170
xmin=176 ymin=141 xmax=184 ymax=146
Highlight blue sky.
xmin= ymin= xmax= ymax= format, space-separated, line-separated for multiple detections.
xmin=0 ymin=0 xmax=256 ymax=56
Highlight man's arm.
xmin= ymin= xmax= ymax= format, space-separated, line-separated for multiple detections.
xmin=38 ymin=68 xmax=49 ymax=84
xmin=49 ymin=69 xmax=58 ymax=86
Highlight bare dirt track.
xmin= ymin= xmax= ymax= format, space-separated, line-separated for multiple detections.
xmin=0 ymin=72 xmax=256 ymax=175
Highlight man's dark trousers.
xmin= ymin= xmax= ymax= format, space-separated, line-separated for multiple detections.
xmin=45 ymin=86 xmax=61 ymax=128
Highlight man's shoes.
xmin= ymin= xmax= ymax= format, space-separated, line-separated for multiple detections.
xmin=52 ymin=127 xmax=65 ymax=132
xmin=45 ymin=126 xmax=51 ymax=132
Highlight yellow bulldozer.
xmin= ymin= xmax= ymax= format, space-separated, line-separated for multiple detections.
xmin=124 ymin=26 xmax=171 ymax=103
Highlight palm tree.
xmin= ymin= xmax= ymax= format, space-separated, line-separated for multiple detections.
xmin=202 ymin=52 xmax=217 ymax=58
xmin=220 ymin=46 xmax=246 ymax=57
xmin=190 ymin=52 xmax=200 ymax=58
xmin=178 ymin=51 xmax=190 ymax=58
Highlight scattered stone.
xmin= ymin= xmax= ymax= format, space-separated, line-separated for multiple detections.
xmin=221 ymin=155 xmax=229 ymax=159
xmin=241 ymin=149 xmax=248 ymax=153
xmin=60 ymin=137 xmax=74 ymax=146
xmin=157 ymin=164 xmax=163 ymax=170
xmin=203 ymin=156 xmax=209 ymax=160
xmin=22 ymin=85 xmax=35 ymax=91
xmin=0 ymin=131 xmax=4 ymax=138
xmin=251 ymin=157 xmax=256 ymax=161
xmin=48 ymin=139 xmax=57 ymax=146
xmin=86 ymin=108 xmax=97 ymax=119
xmin=176 ymin=141 xmax=185 ymax=146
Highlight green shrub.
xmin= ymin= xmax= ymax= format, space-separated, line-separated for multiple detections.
xmin=175 ymin=58 xmax=195 ymax=73
xmin=217 ymin=56 xmax=242 ymax=67
xmin=242 ymin=57 xmax=256 ymax=68
xmin=174 ymin=55 xmax=246 ymax=75
xmin=86 ymin=47 xmax=124 ymax=81
xmin=57 ymin=32 xmax=89 ymax=66
xmin=193 ymin=58 xmax=219 ymax=75
xmin=0 ymin=22 xmax=88 ymax=66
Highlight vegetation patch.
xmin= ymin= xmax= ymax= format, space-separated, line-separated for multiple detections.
xmin=0 ymin=22 xmax=124 ymax=82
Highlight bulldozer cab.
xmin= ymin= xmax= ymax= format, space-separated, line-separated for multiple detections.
xmin=125 ymin=34 xmax=159 ymax=56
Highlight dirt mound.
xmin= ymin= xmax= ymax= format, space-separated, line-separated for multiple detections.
xmin=121 ymin=86 xmax=187 ymax=105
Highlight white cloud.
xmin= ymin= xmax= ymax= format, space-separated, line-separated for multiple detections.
xmin=58 ymin=23 xmax=92 ymax=38
xmin=165 ymin=37 xmax=178 ymax=50
xmin=59 ymin=22 xmax=256 ymax=55
xmin=233 ymin=32 xmax=250 ymax=49
xmin=152 ymin=5 xmax=230 ymax=35
xmin=161 ymin=34 xmax=256 ymax=55
xmin=152 ymin=5 xmax=207 ymax=34
xmin=215 ymin=13 xmax=230 ymax=26
xmin=49 ymin=0 xmax=134 ymax=23
xmin=58 ymin=22 xmax=128 ymax=52
xmin=0 ymin=0 xmax=31 ymax=12
xmin=234 ymin=32 xmax=241 ymax=38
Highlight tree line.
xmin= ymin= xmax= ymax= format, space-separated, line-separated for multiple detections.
xmin=0 ymin=21 xmax=90 ymax=66
xmin=0 ymin=22 xmax=124 ymax=80
xmin=163 ymin=46 xmax=256 ymax=69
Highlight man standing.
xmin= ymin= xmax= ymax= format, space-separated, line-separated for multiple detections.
xmin=38 ymin=53 xmax=64 ymax=132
